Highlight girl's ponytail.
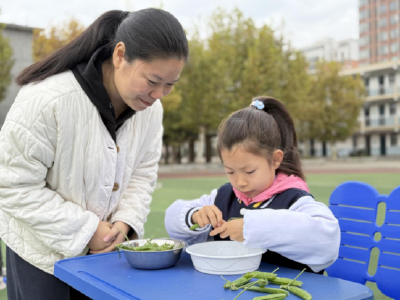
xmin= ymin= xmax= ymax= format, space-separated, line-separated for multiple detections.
xmin=258 ymin=97 xmax=304 ymax=180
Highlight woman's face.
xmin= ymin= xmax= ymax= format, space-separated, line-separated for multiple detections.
xmin=112 ymin=43 xmax=185 ymax=111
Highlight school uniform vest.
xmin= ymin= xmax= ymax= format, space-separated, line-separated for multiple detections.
xmin=214 ymin=183 xmax=322 ymax=274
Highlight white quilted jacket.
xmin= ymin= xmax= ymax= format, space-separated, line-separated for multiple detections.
xmin=0 ymin=71 xmax=163 ymax=274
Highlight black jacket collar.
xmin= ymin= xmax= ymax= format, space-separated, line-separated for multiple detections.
xmin=72 ymin=46 xmax=136 ymax=143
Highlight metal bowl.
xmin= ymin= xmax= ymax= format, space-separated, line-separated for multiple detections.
xmin=118 ymin=239 xmax=186 ymax=270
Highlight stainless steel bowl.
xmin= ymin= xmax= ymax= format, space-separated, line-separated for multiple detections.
xmin=118 ymin=239 xmax=186 ymax=270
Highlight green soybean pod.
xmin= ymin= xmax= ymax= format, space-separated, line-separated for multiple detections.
xmin=230 ymin=276 xmax=252 ymax=289
xmin=270 ymin=277 xmax=303 ymax=286
xmin=230 ymin=279 xmax=268 ymax=291
xmin=189 ymin=223 xmax=200 ymax=230
xmin=244 ymin=271 xmax=278 ymax=280
xmin=281 ymin=285 xmax=312 ymax=300
xmin=248 ymin=286 xmax=289 ymax=295
xmin=257 ymin=279 xmax=268 ymax=288
xmin=252 ymin=294 xmax=288 ymax=300
xmin=223 ymin=280 xmax=232 ymax=289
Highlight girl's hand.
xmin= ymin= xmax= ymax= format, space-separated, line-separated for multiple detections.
xmin=88 ymin=221 xmax=113 ymax=251
xmin=192 ymin=205 xmax=223 ymax=229
xmin=89 ymin=221 xmax=130 ymax=254
xmin=209 ymin=218 xmax=244 ymax=242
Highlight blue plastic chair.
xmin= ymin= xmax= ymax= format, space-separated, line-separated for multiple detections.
xmin=326 ymin=181 xmax=400 ymax=299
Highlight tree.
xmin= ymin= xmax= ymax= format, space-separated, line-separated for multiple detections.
xmin=164 ymin=8 xmax=311 ymax=163
xmin=299 ymin=61 xmax=365 ymax=159
xmin=238 ymin=25 xmax=310 ymax=115
xmin=32 ymin=19 xmax=85 ymax=62
xmin=0 ymin=22 xmax=14 ymax=105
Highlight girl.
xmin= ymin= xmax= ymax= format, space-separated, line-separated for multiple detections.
xmin=165 ymin=96 xmax=340 ymax=274
xmin=0 ymin=8 xmax=187 ymax=300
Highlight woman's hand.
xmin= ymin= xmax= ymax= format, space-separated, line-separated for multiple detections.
xmin=209 ymin=218 xmax=244 ymax=242
xmin=89 ymin=221 xmax=130 ymax=254
xmin=191 ymin=205 xmax=224 ymax=229
xmin=88 ymin=221 xmax=113 ymax=251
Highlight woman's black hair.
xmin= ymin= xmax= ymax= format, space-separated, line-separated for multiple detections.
xmin=217 ymin=96 xmax=305 ymax=180
xmin=16 ymin=8 xmax=188 ymax=85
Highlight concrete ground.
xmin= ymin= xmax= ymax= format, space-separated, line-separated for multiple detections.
xmin=158 ymin=157 xmax=400 ymax=178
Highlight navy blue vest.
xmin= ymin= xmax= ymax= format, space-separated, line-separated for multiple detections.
xmin=214 ymin=183 xmax=322 ymax=274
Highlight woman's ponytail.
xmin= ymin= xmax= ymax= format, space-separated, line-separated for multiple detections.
xmin=16 ymin=8 xmax=188 ymax=86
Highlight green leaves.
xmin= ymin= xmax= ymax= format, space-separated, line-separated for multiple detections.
xmin=297 ymin=61 xmax=365 ymax=156
xmin=163 ymin=8 xmax=311 ymax=152
xmin=0 ymin=23 xmax=14 ymax=105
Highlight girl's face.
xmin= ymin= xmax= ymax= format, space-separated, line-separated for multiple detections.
xmin=112 ymin=43 xmax=185 ymax=111
xmin=221 ymin=145 xmax=283 ymax=199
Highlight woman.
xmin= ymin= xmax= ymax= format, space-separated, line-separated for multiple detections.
xmin=0 ymin=8 xmax=188 ymax=300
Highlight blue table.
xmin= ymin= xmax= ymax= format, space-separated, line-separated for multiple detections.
xmin=54 ymin=251 xmax=373 ymax=300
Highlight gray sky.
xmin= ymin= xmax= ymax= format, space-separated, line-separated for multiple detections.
xmin=0 ymin=0 xmax=359 ymax=49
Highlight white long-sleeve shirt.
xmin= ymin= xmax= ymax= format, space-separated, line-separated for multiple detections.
xmin=165 ymin=188 xmax=340 ymax=272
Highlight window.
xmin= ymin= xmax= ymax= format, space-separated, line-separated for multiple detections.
xmin=389 ymin=73 xmax=395 ymax=84
xmin=364 ymin=107 xmax=370 ymax=117
xmin=378 ymin=4 xmax=387 ymax=14
xmin=379 ymin=31 xmax=388 ymax=41
xmin=360 ymin=10 xmax=369 ymax=19
xmin=360 ymin=0 xmax=368 ymax=6
xmin=390 ymin=102 xmax=397 ymax=115
xmin=390 ymin=1 xmax=397 ymax=11
xmin=360 ymin=49 xmax=370 ymax=59
xmin=379 ymin=18 xmax=387 ymax=28
xmin=390 ymin=29 xmax=398 ymax=39
xmin=364 ymin=78 xmax=370 ymax=87
xmin=390 ymin=15 xmax=398 ymax=24
xmin=360 ymin=36 xmax=370 ymax=46
xmin=360 ymin=23 xmax=369 ymax=33
xmin=379 ymin=104 xmax=385 ymax=115
xmin=365 ymin=107 xmax=370 ymax=126
xmin=380 ymin=45 xmax=389 ymax=55
xmin=390 ymin=133 xmax=398 ymax=146
xmin=390 ymin=43 xmax=398 ymax=53
xmin=379 ymin=76 xmax=385 ymax=95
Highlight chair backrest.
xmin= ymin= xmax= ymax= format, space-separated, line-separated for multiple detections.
xmin=326 ymin=181 xmax=400 ymax=300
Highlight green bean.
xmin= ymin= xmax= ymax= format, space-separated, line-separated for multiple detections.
xmin=257 ymin=278 xmax=268 ymax=288
xmin=233 ymin=280 xmax=263 ymax=300
xmin=281 ymin=285 xmax=312 ymax=300
xmin=270 ymin=277 xmax=303 ymax=286
xmin=247 ymin=286 xmax=289 ymax=295
xmin=230 ymin=279 xmax=268 ymax=291
xmin=244 ymin=271 xmax=278 ymax=280
xmin=252 ymin=294 xmax=287 ymax=300
xmin=231 ymin=276 xmax=252 ymax=289
xmin=189 ymin=223 xmax=200 ymax=230
xmin=116 ymin=239 xmax=177 ymax=252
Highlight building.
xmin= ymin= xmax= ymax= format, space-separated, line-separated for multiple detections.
xmin=359 ymin=0 xmax=400 ymax=66
xmin=298 ymin=61 xmax=400 ymax=157
xmin=0 ymin=24 xmax=34 ymax=128
xmin=301 ymin=38 xmax=359 ymax=71
xmin=345 ymin=61 xmax=400 ymax=156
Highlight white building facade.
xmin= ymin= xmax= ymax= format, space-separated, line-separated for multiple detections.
xmin=301 ymin=38 xmax=359 ymax=71
xmin=298 ymin=61 xmax=400 ymax=158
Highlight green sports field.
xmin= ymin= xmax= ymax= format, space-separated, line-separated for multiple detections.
xmin=1 ymin=172 xmax=398 ymax=299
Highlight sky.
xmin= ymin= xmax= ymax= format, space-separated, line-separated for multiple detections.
xmin=0 ymin=0 xmax=359 ymax=49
